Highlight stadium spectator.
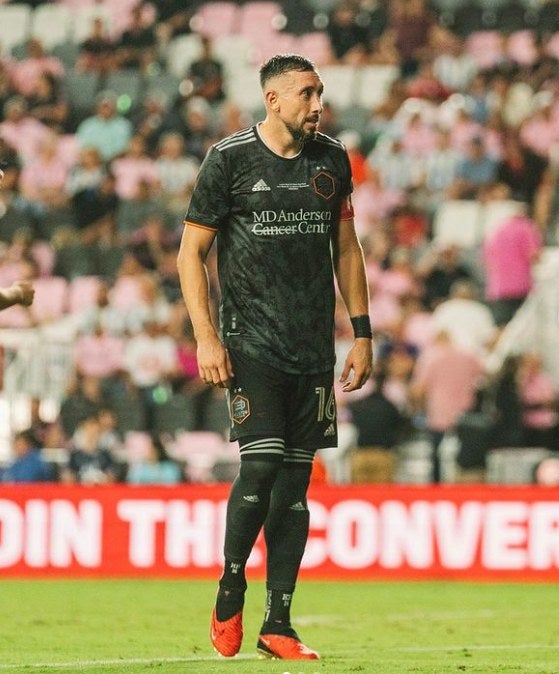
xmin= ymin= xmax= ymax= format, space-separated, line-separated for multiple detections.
xmin=430 ymin=280 xmax=497 ymax=357
xmin=59 ymin=374 xmax=107 ymax=440
xmin=448 ymin=135 xmax=498 ymax=200
xmin=126 ymin=434 xmax=182 ymax=485
xmin=416 ymin=243 xmax=474 ymax=310
xmin=114 ymin=4 xmax=158 ymax=72
xmin=177 ymin=53 xmax=372 ymax=660
xmin=9 ymin=38 xmax=65 ymax=98
xmin=410 ymin=330 xmax=484 ymax=482
xmin=495 ymin=130 xmax=549 ymax=207
xmin=0 ymin=95 xmax=50 ymax=166
xmin=62 ymin=414 xmax=119 ymax=484
xmin=76 ymin=90 xmax=133 ymax=162
xmin=76 ymin=16 xmax=116 ymax=75
xmin=155 ymin=131 xmax=199 ymax=215
xmin=25 ymin=72 xmax=69 ymax=133
xmin=186 ymin=36 xmax=226 ymax=105
xmin=326 ymin=1 xmax=370 ymax=64
xmin=2 ymin=430 xmax=54 ymax=483
xmin=389 ymin=0 xmax=437 ymax=77
xmin=482 ymin=211 xmax=542 ymax=326
xmin=347 ymin=372 xmax=408 ymax=483
xmin=110 ymin=134 xmax=160 ymax=200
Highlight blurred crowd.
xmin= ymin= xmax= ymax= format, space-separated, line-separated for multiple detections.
xmin=1 ymin=0 xmax=559 ymax=485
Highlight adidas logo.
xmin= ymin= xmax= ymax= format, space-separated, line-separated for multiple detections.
xmin=243 ymin=494 xmax=260 ymax=503
xmin=323 ymin=423 xmax=336 ymax=437
xmin=289 ymin=501 xmax=306 ymax=511
xmin=252 ymin=178 xmax=271 ymax=192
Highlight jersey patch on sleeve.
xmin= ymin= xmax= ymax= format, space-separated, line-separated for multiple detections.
xmin=340 ymin=194 xmax=354 ymax=221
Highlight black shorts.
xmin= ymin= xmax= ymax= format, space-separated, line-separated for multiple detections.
xmin=226 ymin=349 xmax=338 ymax=450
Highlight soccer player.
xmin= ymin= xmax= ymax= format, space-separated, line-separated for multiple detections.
xmin=177 ymin=54 xmax=373 ymax=660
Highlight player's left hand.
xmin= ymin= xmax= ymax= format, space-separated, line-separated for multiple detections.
xmin=339 ymin=338 xmax=373 ymax=392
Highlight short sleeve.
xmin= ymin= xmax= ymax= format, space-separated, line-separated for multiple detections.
xmin=184 ymin=147 xmax=231 ymax=231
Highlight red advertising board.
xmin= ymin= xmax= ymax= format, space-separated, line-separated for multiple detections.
xmin=1 ymin=484 xmax=558 ymax=580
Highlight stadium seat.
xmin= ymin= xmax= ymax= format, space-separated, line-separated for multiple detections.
xmin=165 ymin=33 xmax=203 ymax=78
xmin=294 ymin=31 xmax=333 ymax=66
xmin=152 ymin=392 xmax=198 ymax=438
xmin=69 ymin=3 xmax=114 ymax=44
xmin=53 ymin=244 xmax=97 ymax=281
xmin=30 ymin=276 xmax=69 ymax=323
xmin=506 ymin=30 xmax=537 ymax=66
xmin=171 ymin=430 xmax=230 ymax=482
xmin=91 ymin=245 xmax=125 ymax=282
xmin=212 ymin=35 xmax=253 ymax=76
xmin=432 ymin=200 xmax=483 ymax=249
xmin=320 ymin=65 xmax=358 ymax=110
xmin=354 ymin=65 xmax=400 ymax=110
xmin=123 ymin=431 xmax=153 ymax=464
xmin=190 ymin=1 xmax=240 ymax=39
xmin=0 ymin=3 xmax=31 ymax=56
xmin=225 ymin=65 xmax=265 ymax=114
xmin=486 ymin=447 xmax=552 ymax=484
xmin=67 ymin=275 xmax=103 ymax=314
xmin=465 ymin=31 xmax=504 ymax=69
xmin=238 ymin=1 xmax=285 ymax=38
xmin=109 ymin=275 xmax=144 ymax=312
xmin=31 ymin=4 xmax=73 ymax=51
xmin=62 ymin=69 xmax=101 ymax=120
xmin=104 ymin=68 xmax=143 ymax=113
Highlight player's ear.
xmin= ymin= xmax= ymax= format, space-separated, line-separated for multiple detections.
xmin=265 ymin=88 xmax=280 ymax=112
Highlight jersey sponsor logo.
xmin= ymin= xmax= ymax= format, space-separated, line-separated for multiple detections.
xmin=250 ymin=208 xmax=332 ymax=236
xmin=251 ymin=178 xmax=271 ymax=192
xmin=230 ymin=393 xmax=251 ymax=424
xmin=311 ymin=170 xmax=336 ymax=200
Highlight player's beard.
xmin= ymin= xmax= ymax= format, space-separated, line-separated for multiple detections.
xmin=287 ymin=118 xmax=319 ymax=144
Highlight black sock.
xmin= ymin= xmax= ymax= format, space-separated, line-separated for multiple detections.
xmin=261 ymin=588 xmax=297 ymax=636
xmin=216 ymin=559 xmax=248 ymax=621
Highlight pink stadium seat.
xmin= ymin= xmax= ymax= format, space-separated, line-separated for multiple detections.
xmin=0 ymin=305 xmax=32 ymax=329
xmin=172 ymin=431 xmax=228 ymax=483
xmin=238 ymin=1 xmax=284 ymax=40
xmin=109 ymin=275 xmax=143 ymax=312
xmin=31 ymin=241 xmax=56 ymax=277
xmin=465 ymin=31 xmax=504 ymax=69
xmin=506 ymin=30 xmax=537 ymax=66
xmin=68 ymin=275 xmax=103 ymax=314
xmin=294 ymin=32 xmax=333 ymax=66
xmin=190 ymin=2 xmax=239 ymax=38
xmin=30 ymin=276 xmax=69 ymax=323
xmin=123 ymin=431 xmax=153 ymax=464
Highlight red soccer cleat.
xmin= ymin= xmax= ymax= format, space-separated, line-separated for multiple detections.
xmin=210 ymin=608 xmax=243 ymax=657
xmin=257 ymin=633 xmax=320 ymax=660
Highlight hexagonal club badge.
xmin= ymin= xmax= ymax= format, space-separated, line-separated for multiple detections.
xmin=230 ymin=393 xmax=250 ymax=424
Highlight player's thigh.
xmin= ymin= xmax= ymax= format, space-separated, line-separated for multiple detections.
xmin=286 ymin=369 xmax=337 ymax=450
xmin=227 ymin=349 xmax=288 ymax=441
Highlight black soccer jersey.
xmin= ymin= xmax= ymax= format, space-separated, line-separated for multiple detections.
xmin=185 ymin=125 xmax=354 ymax=375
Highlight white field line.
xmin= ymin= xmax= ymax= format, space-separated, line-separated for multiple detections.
xmin=393 ymin=643 xmax=559 ymax=653
xmin=0 ymin=655 xmax=258 ymax=670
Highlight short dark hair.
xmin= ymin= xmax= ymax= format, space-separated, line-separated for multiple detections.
xmin=259 ymin=54 xmax=316 ymax=89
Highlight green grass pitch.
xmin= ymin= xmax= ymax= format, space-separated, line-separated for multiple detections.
xmin=1 ymin=579 xmax=558 ymax=673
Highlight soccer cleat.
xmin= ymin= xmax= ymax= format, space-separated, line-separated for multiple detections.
xmin=256 ymin=633 xmax=320 ymax=660
xmin=210 ymin=608 xmax=243 ymax=657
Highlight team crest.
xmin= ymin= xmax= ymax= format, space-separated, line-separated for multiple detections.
xmin=311 ymin=170 xmax=335 ymax=200
xmin=230 ymin=393 xmax=251 ymax=424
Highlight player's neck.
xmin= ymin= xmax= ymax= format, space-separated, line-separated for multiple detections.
xmin=257 ymin=120 xmax=303 ymax=158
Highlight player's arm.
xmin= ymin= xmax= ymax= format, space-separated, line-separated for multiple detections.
xmin=0 ymin=281 xmax=35 ymax=311
xmin=177 ymin=223 xmax=233 ymax=388
xmin=332 ymin=213 xmax=373 ymax=392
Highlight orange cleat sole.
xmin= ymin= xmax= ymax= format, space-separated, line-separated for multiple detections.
xmin=257 ymin=633 xmax=320 ymax=660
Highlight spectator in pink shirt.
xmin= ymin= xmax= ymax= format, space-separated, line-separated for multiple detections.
xmin=9 ymin=38 xmax=65 ymax=98
xmin=74 ymin=327 xmax=126 ymax=379
xmin=517 ymin=352 xmax=558 ymax=451
xmin=401 ymin=112 xmax=437 ymax=157
xmin=0 ymin=96 xmax=50 ymax=165
xmin=411 ymin=330 xmax=484 ymax=482
xmin=19 ymin=131 xmax=70 ymax=214
xmin=110 ymin=134 xmax=160 ymax=200
xmin=483 ymin=212 xmax=542 ymax=326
